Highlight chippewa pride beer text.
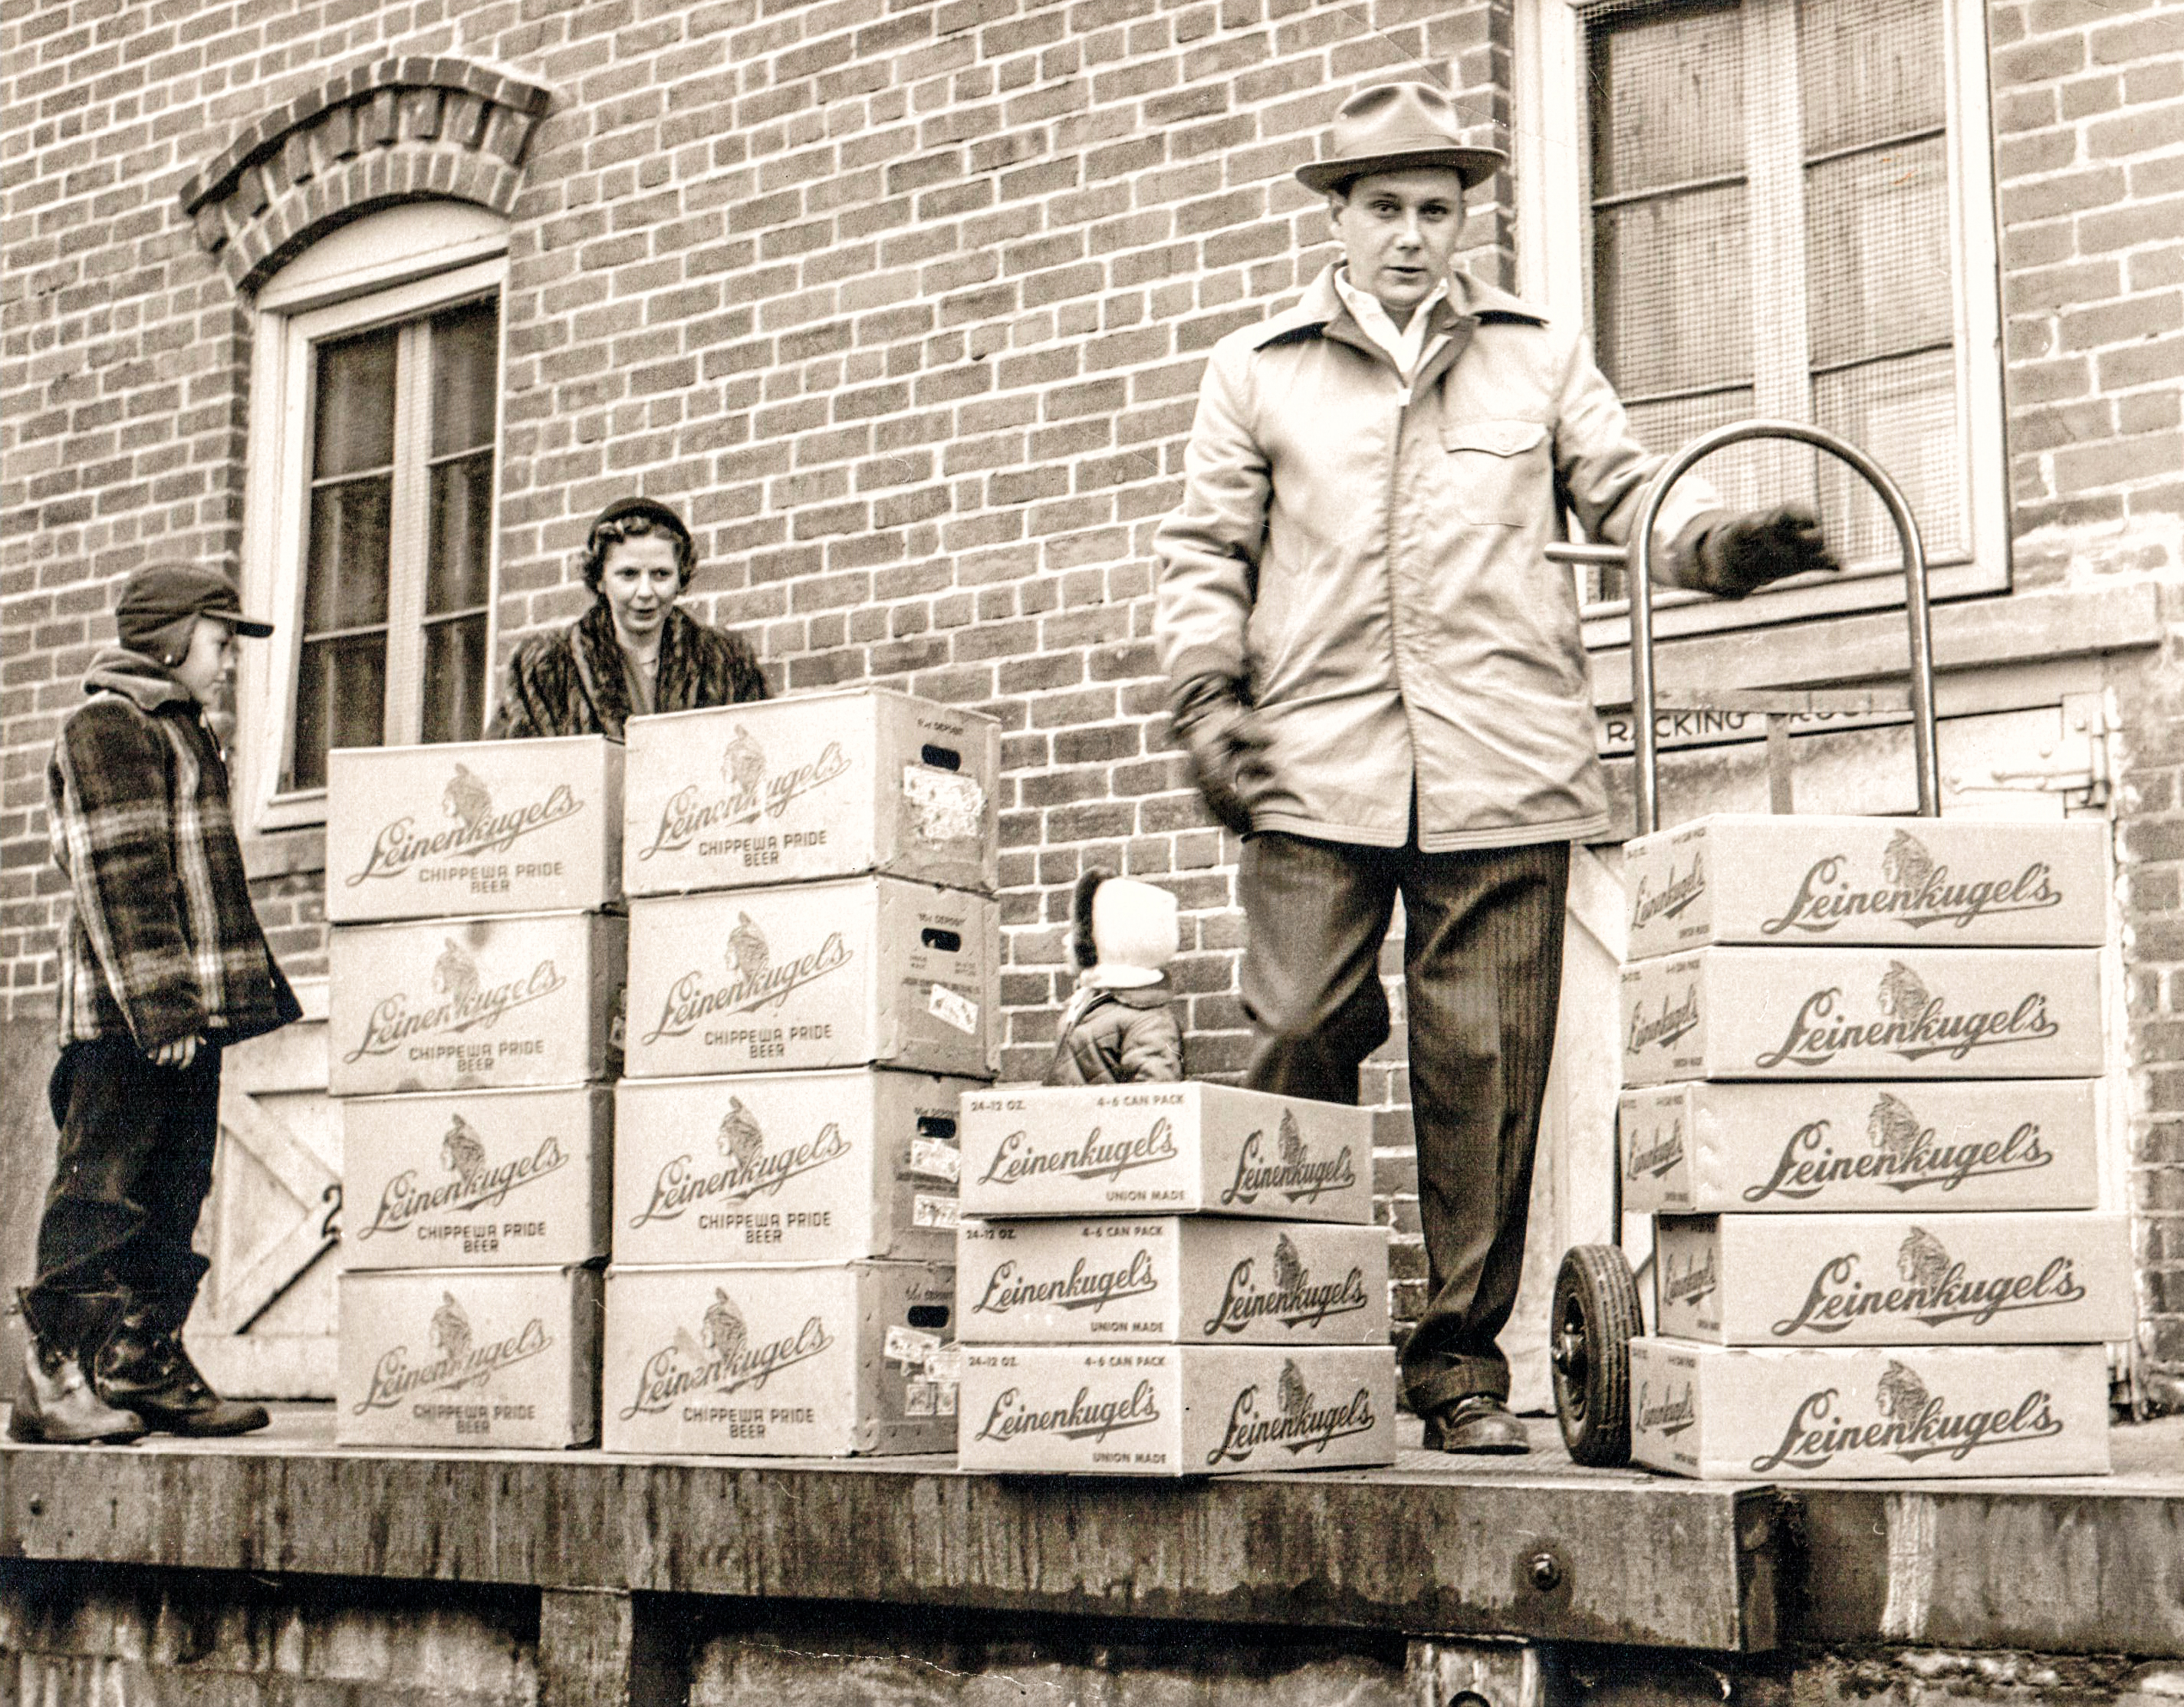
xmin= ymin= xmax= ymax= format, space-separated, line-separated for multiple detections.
xmin=1771 ymin=1251 xmax=2087 ymax=1336
xmin=344 ymin=785 xmax=584 ymax=886
xmin=1753 ymin=987 xmax=2058 ymax=1068
xmin=1201 ymin=1258 xmax=1370 ymax=1334
xmin=1760 ymin=855 xmax=2065 ymax=936
xmin=972 ymin=1252 xmax=1160 ymax=1316
xmin=1205 ymin=1379 xmax=1377 ymax=1465
xmin=1744 ymin=1117 xmax=2054 ymax=1202
xmin=640 ymin=935 xmax=852 ymax=1043
xmin=635 ymin=742 xmax=853 ymax=861
xmin=359 ymin=1136 xmax=569 ymax=1238
xmin=344 ymin=961 xmax=568 ymax=1062
xmin=976 ymin=1118 xmax=1182 ymax=1186
xmin=627 ymin=1124 xmax=854 ymax=1228
xmin=618 ymin=1317 xmax=834 ymax=1417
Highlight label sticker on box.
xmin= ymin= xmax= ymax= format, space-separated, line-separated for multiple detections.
xmin=906 ymin=1378 xmax=938 ymax=1416
xmin=902 ymin=766 xmax=986 ymax=844
xmin=909 ymin=1138 xmax=962 ymax=1182
xmin=913 ymin=1192 xmax=961 ymax=1229
xmin=929 ymin=984 xmax=979 ymax=1034
xmin=885 ymin=1324 xmax=942 ymax=1367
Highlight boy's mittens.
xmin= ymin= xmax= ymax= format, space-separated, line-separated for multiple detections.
xmin=1689 ymin=504 xmax=1840 ymax=599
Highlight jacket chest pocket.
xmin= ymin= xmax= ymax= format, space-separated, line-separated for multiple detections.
xmin=1440 ymin=416 xmax=1549 ymax=526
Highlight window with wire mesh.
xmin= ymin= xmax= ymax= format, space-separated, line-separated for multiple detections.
xmin=1579 ymin=0 xmax=1965 ymax=607
xmin=286 ymin=295 xmax=498 ymax=792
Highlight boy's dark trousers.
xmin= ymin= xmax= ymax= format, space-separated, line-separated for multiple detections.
xmin=29 ymin=1035 xmax=221 ymax=1330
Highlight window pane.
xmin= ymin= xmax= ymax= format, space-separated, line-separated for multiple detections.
xmin=422 ymin=616 xmax=488 ymax=745
xmin=1805 ymin=136 xmax=1953 ymax=370
xmin=312 ymin=327 xmax=396 ymax=479
xmin=430 ymin=299 xmax=499 ymax=458
xmin=1815 ymin=349 xmax=1967 ymax=566
xmin=1798 ymin=0 xmax=1945 ymax=156
xmin=290 ymin=634 xmax=387 ymax=791
xmin=427 ymin=451 xmax=493 ymax=617
xmin=1587 ymin=2 xmax=1745 ymax=196
xmin=304 ymin=477 xmax=392 ymax=630
xmin=1594 ymin=190 xmax=1752 ymax=398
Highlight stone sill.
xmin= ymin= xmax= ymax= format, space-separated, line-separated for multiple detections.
xmin=3 ymin=1409 xmax=2179 ymax=1658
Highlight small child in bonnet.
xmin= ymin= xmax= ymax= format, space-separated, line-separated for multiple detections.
xmin=1045 ymin=869 xmax=1184 ymax=1085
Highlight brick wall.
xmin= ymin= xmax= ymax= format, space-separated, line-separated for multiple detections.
xmin=1988 ymin=0 xmax=2184 ymax=1377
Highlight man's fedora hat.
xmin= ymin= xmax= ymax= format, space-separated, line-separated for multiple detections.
xmin=1295 ymin=81 xmax=1509 ymax=196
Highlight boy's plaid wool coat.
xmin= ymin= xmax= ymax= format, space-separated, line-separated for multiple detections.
xmin=47 ymin=647 xmax=301 ymax=1051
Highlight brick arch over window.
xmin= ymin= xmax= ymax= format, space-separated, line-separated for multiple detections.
xmin=179 ymin=58 xmax=551 ymax=291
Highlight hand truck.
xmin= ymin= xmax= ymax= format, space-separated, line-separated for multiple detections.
xmin=1540 ymin=419 xmax=1942 ymax=1468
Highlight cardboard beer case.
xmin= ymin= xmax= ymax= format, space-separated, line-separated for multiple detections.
xmin=623 ymin=687 xmax=1000 ymax=897
xmin=1628 ymin=1338 xmax=2112 ymax=1480
xmin=957 ymin=1084 xmax=1373 ymax=1223
xmin=341 ymin=1086 xmax=612 ymax=1268
xmin=1623 ymin=814 xmax=2107 ymax=962
xmin=1620 ymin=946 xmax=2102 ymax=1086
xmin=956 ymin=1344 xmax=1398 ymax=1477
xmin=1619 ymin=1080 xmax=2100 ymax=1215
xmin=1653 ymin=1211 xmax=2134 ymax=1347
xmin=614 ymin=1068 xmax=975 ymax=1265
xmin=624 ymin=878 xmax=995 ymax=1080
xmin=335 ymin=1264 xmax=602 ymax=1449
xmin=326 ymin=736 xmax=623 ymax=923
xmin=600 ymin=1260 xmax=958 ymax=1457
xmin=328 ymin=910 xmax=626 ymax=1097
xmin=956 ymin=1217 xmax=1391 ymax=1346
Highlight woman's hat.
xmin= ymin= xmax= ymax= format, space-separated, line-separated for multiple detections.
xmin=589 ymin=495 xmax=692 ymax=544
xmin=1295 ymin=82 xmax=1508 ymax=196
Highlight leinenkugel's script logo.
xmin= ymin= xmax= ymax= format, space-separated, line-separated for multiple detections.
xmin=1628 ymin=985 xmax=1699 ymax=1054
xmin=1760 ymin=830 xmax=2065 ymax=937
xmin=1205 ymin=1358 xmax=1377 ymax=1465
xmin=343 ymin=939 xmax=569 ymax=1061
xmin=972 ymin=1250 xmax=1160 ymax=1317
xmin=1742 ymin=1091 xmax=2055 ymax=1204
xmin=634 ymin=727 xmax=854 ymax=861
xmin=1636 ymin=1380 xmax=1697 ymax=1439
xmin=344 ymin=764 xmax=584 ymax=886
xmin=1624 ymin=1115 xmax=1685 ymax=1182
xmin=1752 ymin=961 xmax=2059 ymax=1070
xmin=351 ymin=1292 xmax=553 ymax=1412
xmin=617 ymin=1288 xmax=834 ymax=1419
xmin=973 ymin=1380 xmax=1163 ymax=1445
xmin=640 ymin=915 xmax=852 ymax=1043
xmin=1202 ymin=1232 xmax=1370 ymax=1334
xmin=1771 ymin=1225 xmax=2087 ymax=1337
xmin=1660 ymin=1245 xmax=1717 ymax=1309
xmin=1630 ymin=850 xmax=1705 ymax=930
xmin=1218 ymin=1109 xmax=1357 ymax=1207
xmin=1750 ymin=1358 xmax=2064 ymax=1472
xmin=627 ymin=1097 xmax=854 ymax=1228
xmin=975 ymin=1116 xmax=1182 ymax=1187
xmin=358 ymin=1113 xmax=571 ymax=1238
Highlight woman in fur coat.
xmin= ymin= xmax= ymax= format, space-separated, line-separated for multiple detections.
xmin=489 ymin=496 xmax=768 ymax=738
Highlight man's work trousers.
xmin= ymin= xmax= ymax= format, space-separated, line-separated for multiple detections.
xmin=1238 ymin=833 xmax=1570 ymax=1413
xmin=28 ymin=1036 xmax=222 ymax=1323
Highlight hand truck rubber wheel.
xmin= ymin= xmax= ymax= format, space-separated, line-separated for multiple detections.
xmin=1551 ymin=1244 xmax=1644 ymax=1469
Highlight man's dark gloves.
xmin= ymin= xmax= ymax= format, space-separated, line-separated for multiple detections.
xmin=1169 ymin=674 xmax=1271 ymax=837
xmin=1686 ymin=504 xmax=1840 ymax=600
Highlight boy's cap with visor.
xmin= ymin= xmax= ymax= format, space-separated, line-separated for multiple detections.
xmin=1294 ymin=81 xmax=1509 ymax=195
xmin=114 ymin=562 xmax=274 ymax=648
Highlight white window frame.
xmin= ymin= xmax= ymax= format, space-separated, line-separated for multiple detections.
xmin=238 ymin=203 xmax=509 ymax=835
xmin=1514 ymin=0 xmax=2010 ymax=651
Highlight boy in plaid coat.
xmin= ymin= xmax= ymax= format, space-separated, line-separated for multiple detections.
xmin=17 ymin=562 xmax=301 ymax=1444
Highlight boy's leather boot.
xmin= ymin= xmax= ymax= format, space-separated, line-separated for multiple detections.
xmin=8 ymin=1290 xmax=146 ymax=1445
xmin=94 ymin=1294 xmax=268 ymax=1438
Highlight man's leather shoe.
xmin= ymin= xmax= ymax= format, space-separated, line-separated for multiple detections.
xmin=94 ymin=1311 xmax=268 ymax=1438
xmin=9 ymin=1291 xmax=144 ymax=1446
xmin=1422 ymin=1394 xmax=1530 ymax=1455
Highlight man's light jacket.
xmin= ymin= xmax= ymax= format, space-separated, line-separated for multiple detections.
xmin=1155 ymin=265 xmax=1717 ymax=851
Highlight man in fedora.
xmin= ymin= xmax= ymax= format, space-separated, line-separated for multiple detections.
xmin=1154 ymin=81 xmax=1834 ymax=1452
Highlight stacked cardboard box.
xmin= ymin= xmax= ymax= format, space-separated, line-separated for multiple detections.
xmin=1614 ymin=814 xmax=2126 ymax=1480
xmin=324 ymin=737 xmax=624 ymax=1449
xmin=954 ymin=1083 xmax=1399 ymax=1477
xmin=602 ymin=689 xmax=998 ymax=1456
